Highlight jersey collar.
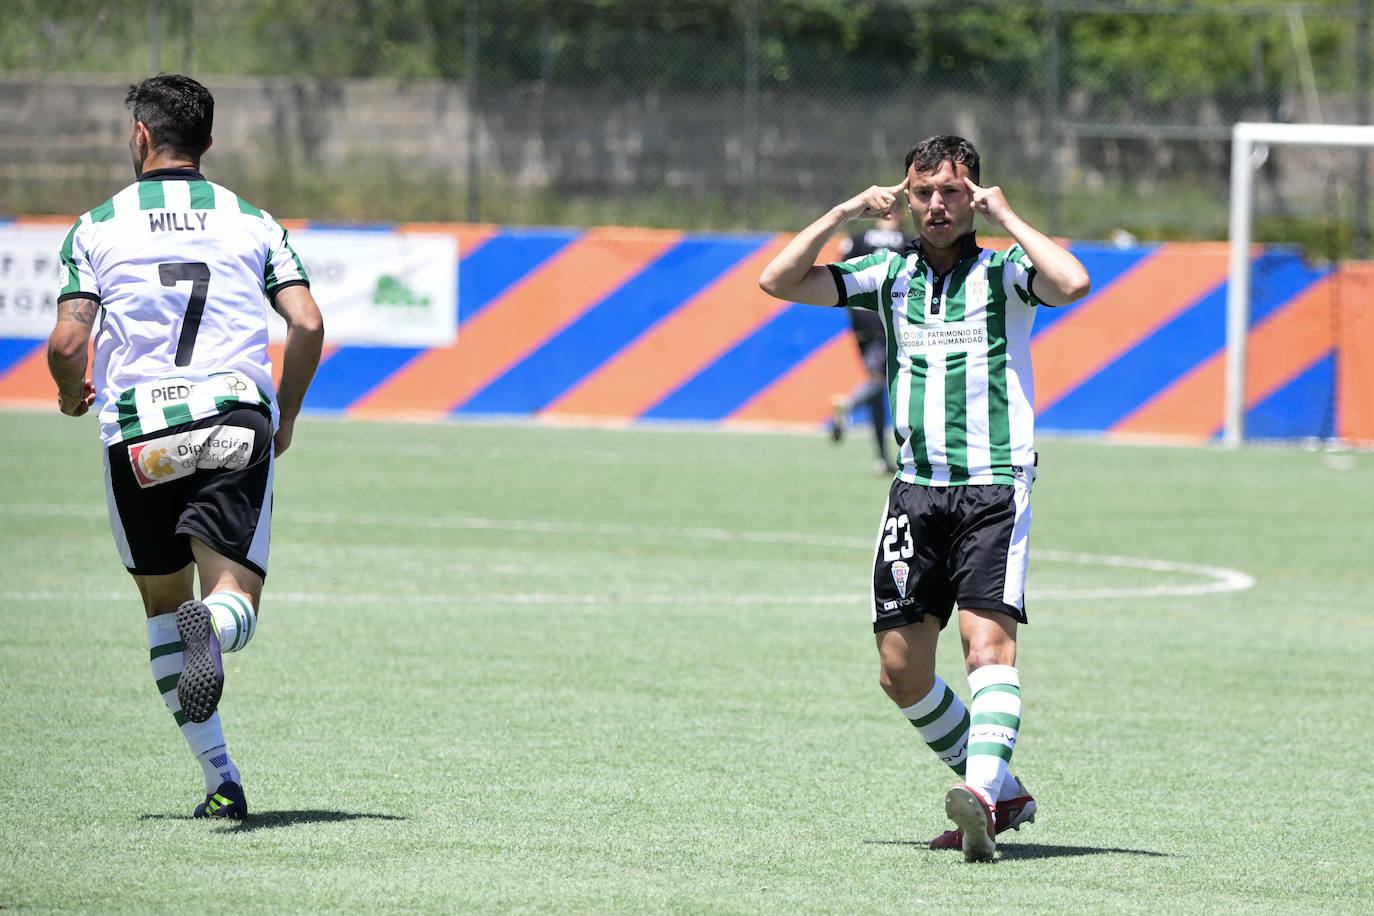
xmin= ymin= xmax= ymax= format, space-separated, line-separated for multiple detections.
xmin=137 ymin=167 xmax=206 ymax=182
xmin=908 ymin=232 xmax=982 ymax=272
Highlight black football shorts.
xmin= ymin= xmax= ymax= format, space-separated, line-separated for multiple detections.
xmin=103 ymin=406 xmax=274 ymax=578
xmin=871 ymin=474 xmax=1032 ymax=632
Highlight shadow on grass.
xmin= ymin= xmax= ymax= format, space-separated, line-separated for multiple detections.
xmin=140 ymin=810 xmax=406 ymax=832
xmin=867 ymin=839 xmax=1169 ymax=859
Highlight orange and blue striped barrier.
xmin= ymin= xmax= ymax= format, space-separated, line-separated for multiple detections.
xmin=2 ymin=219 xmax=1371 ymax=444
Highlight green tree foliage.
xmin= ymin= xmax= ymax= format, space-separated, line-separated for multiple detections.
xmin=1 ymin=0 xmax=1361 ymax=101
xmin=1068 ymin=0 xmax=1355 ymax=110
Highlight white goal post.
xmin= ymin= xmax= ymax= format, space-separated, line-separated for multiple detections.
xmin=1225 ymin=121 xmax=1374 ymax=447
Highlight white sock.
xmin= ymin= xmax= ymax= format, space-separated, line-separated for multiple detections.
xmin=196 ymin=746 xmax=242 ymax=791
xmin=204 ymin=591 xmax=257 ymax=653
xmin=964 ymin=664 xmax=1022 ymax=808
xmin=148 ymin=612 xmax=240 ymax=792
xmin=998 ymin=772 xmax=1024 ymax=803
xmin=899 ymin=676 xmax=970 ymax=776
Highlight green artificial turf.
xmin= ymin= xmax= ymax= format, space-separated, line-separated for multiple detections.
xmin=2 ymin=409 xmax=1371 ymax=913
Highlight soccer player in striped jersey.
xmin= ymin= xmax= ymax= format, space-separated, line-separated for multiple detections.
xmin=759 ymin=135 xmax=1090 ymax=861
xmin=46 ymin=74 xmax=325 ymax=821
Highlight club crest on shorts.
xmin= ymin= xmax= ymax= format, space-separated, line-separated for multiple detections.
xmin=129 ymin=443 xmax=177 ymax=485
xmin=890 ymin=560 xmax=910 ymax=598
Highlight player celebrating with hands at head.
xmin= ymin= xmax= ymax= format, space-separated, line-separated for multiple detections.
xmin=759 ymin=135 xmax=1090 ymax=862
xmin=47 ymin=74 xmax=324 ymax=821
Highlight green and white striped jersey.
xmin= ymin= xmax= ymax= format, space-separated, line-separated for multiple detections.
xmin=829 ymin=235 xmax=1042 ymax=486
xmin=57 ymin=169 xmax=309 ymax=445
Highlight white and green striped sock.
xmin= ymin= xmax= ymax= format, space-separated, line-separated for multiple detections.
xmin=148 ymin=612 xmax=239 ymax=791
xmin=965 ymin=664 xmax=1022 ymax=808
xmin=900 ymin=676 xmax=970 ymax=777
xmin=203 ymin=591 xmax=257 ymax=653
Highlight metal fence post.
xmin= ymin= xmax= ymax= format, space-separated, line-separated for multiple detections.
xmin=466 ymin=0 xmax=480 ymax=223
xmin=744 ymin=0 xmax=760 ymax=229
xmin=148 ymin=0 xmax=160 ymax=73
xmin=182 ymin=0 xmax=193 ymax=75
xmin=1357 ymin=0 xmax=1370 ymax=258
xmin=1044 ymin=0 xmax=1062 ymax=236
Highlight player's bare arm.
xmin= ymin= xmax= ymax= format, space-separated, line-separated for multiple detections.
xmin=759 ymin=178 xmax=909 ymax=306
xmin=270 ymin=284 xmax=325 ymax=457
xmin=46 ymin=296 xmax=99 ymax=416
xmin=962 ymin=177 xmax=1091 ymax=307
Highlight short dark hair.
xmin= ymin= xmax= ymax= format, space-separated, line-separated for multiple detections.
xmin=125 ymin=74 xmax=214 ymax=162
xmin=904 ymin=135 xmax=980 ymax=184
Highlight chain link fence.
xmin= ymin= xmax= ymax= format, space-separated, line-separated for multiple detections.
xmin=3 ymin=0 xmax=1370 ymax=247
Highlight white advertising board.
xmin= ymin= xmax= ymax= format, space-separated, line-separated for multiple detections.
xmin=0 ymin=224 xmax=65 ymax=338
xmin=0 ymin=224 xmax=457 ymax=347
xmin=269 ymin=228 xmax=457 ymax=347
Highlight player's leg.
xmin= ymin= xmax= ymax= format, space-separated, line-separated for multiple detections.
xmin=958 ymin=608 xmax=1020 ymax=805
xmin=927 ymin=603 xmax=1033 ymax=851
xmin=135 ymin=567 xmax=246 ymax=819
xmin=830 ymin=331 xmax=880 ymax=444
xmin=108 ymin=439 xmax=243 ymax=815
xmin=866 ymin=392 xmax=892 ymax=471
xmin=942 ymin=476 xmax=1034 ymax=860
xmin=877 ymin=611 xmax=1035 ymax=851
xmin=954 ymin=473 xmax=1032 ymax=810
xmin=172 ymin=407 xmax=273 ymax=724
xmin=165 ymin=541 xmax=263 ymax=821
xmin=859 ymin=342 xmax=893 ymax=472
xmin=106 ymin=408 xmax=271 ymax=820
xmin=191 ymin=537 xmax=264 ymax=654
xmin=872 ymin=481 xmax=973 ymax=779
xmin=172 ymin=539 xmax=263 ymax=728
xmin=876 ymin=619 xmax=971 ymax=774
xmin=943 ymin=610 xmax=1018 ymax=861
xmin=173 ymin=540 xmax=263 ymax=727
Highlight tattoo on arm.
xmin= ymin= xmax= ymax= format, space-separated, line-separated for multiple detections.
xmin=56 ymin=298 xmax=99 ymax=326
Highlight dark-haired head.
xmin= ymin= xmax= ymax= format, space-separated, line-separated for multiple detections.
xmin=904 ymin=135 xmax=979 ymax=184
xmin=125 ymin=74 xmax=214 ymax=165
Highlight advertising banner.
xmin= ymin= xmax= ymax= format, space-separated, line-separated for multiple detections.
xmin=0 ymin=224 xmax=64 ymax=338
xmin=0 ymin=224 xmax=457 ymax=347
xmin=270 ymin=229 xmax=457 ymax=347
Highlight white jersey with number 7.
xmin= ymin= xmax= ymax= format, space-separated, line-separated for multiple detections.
xmin=56 ymin=171 xmax=310 ymax=445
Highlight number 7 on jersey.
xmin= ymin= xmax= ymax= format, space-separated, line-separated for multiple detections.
xmin=159 ymin=261 xmax=211 ymax=367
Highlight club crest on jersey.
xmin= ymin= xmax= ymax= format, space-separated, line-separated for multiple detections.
xmin=890 ymin=560 xmax=910 ymax=598
xmin=966 ymin=274 xmax=989 ymax=310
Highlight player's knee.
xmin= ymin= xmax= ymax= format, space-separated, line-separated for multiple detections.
xmin=878 ymin=657 xmax=934 ymax=704
xmin=964 ymin=646 xmax=1015 ymax=674
xmin=877 ymin=664 xmax=898 ymax=697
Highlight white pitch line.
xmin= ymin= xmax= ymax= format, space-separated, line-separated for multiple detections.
xmin=0 ymin=503 xmax=1256 ymax=599
xmin=0 ymin=590 xmax=855 ymax=606
xmin=1033 ymin=549 xmax=1257 ymax=598
xmin=285 ymin=509 xmax=866 ymax=549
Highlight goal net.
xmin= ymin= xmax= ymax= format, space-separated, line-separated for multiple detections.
xmin=1226 ymin=122 xmax=1374 ymax=447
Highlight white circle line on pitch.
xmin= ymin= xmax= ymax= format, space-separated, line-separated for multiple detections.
xmin=0 ymin=504 xmax=1257 ymax=601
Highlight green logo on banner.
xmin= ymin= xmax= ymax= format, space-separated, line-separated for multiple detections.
xmin=374 ymin=275 xmax=430 ymax=307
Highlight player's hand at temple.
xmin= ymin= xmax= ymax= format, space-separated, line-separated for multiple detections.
xmin=963 ymin=177 xmax=1014 ymax=228
xmin=838 ymin=178 xmax=910 ymax=222
xmin=57 ymin=379 xmax=96 ymax=417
